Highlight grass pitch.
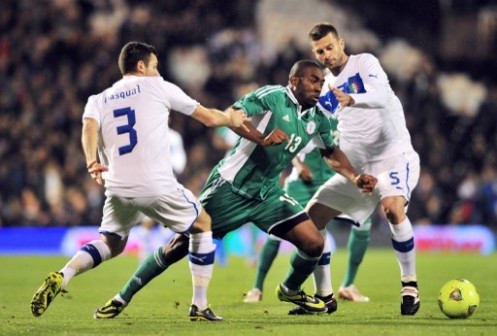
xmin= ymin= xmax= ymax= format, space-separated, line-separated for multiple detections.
xmin=1 ymin=249 xmax=496 ymax=336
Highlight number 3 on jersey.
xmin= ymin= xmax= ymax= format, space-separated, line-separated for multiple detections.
xmin=114 ymin=107 xmax=137 ymax=155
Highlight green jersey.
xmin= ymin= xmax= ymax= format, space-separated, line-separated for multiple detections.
xmin=284 ymin=145 xmax=335 ymax=206
xmin=215 ymin=85 xmax=336 ymax=200
xmin=301 ymin=147 xmax=335 ymax=183
xmin=288 ymin=145 xmax=336 ymax=184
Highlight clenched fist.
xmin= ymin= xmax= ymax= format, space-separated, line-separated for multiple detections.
xmin=353 ymin=174 xmax=377 ymax=193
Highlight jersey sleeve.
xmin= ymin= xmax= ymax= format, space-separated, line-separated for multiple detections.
xmin=82 ymin=95 xmax=101 ymax=125
xmin=313 ymin=115 xmax=337 ymax=149
xmin=160 ymin=78 xmax=199 ymax=116
xmin=232 ymin=85 xmax=282 ymax=117
xmin=349 ymin=54 xmax=390 ymax=108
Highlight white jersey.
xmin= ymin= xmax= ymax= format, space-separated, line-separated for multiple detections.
xmin=322 ymin=54 xmax=415 ymax=169
xmin=83 ymin=76 xmax=198 ymax=197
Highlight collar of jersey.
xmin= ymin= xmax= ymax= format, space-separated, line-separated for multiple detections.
xmin=285 ymin=86 xmax=315 ymax=119
xmin=285 ymin=86 xmax=304 ymax=117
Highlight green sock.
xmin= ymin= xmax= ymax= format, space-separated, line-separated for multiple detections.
xmin=254 ymin=238 xmax=280 ymax=290
xmin=119 ymin=246 xmax=169 ymax=302
xmin=343 ymin=225 xmax=370 ymax=287
xmin=282 ymin=249 xmax=319 ymax=292
xmin=248 ymin=224 xmax=259 ymax=259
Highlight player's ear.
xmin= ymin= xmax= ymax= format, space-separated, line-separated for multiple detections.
xmin=289 ymin=76 xmax=298 ymax=91
xmin=136 ymin=60 xmax=146 ymax=74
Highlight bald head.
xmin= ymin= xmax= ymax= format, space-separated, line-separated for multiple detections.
xmin=289 ymin=60 xmax=323 ymax=79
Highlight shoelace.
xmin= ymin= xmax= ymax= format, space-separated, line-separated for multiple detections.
xmin=297 ymin=291 xmax=315 ymax=303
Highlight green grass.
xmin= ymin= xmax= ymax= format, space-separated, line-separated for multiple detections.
xmin=1 ymin=249 xmax=496 ymax=335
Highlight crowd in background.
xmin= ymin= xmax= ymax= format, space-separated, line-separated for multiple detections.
xmin=1 ymin=0 xmax=497 ymax=230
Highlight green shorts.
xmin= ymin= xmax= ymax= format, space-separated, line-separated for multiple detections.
xmin=199 ymin=172 xmax=309 ymax=239
xmin=284 ymin=179 xmax=323 ymax=207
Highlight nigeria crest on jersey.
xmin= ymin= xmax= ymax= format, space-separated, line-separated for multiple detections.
xmin=306 ymin=121 xmax=316 ymax=134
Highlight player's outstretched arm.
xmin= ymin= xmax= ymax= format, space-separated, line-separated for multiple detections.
xmin=320 ymin=147 xmax=377 ymax=193
xmin=227 ymin=107 xmax=290 ymax=147
xmin=191 ymin=105 xmax=249 ymax=130
xmin=232 ymin=120 xmax=289 ymax=147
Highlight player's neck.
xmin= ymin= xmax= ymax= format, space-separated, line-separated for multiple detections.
xmin=330 ymin=54 xmax=349 ymax=77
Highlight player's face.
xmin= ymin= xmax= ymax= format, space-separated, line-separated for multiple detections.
xmin=294 ymin=67 xmax=324 ymax=110
xmin=310 ymin=33 xmax=347 ymax=74
xmin=143 ymin=54 xmax=160 ymax=77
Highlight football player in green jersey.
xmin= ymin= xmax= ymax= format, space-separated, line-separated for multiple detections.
xmin=94 ymin=60 xmax=377 ymax=320
xmin=244 ymin=141 xmax=372 ymax=306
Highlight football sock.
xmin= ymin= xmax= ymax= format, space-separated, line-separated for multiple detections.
xmin=118 ymin=246 xmax=169 ymax=303
xmin=282 ymin=248 xmax=320 ymax=293
xmin=402 ymin=280 xmax=418 ymax=288
xmin=389 ymin=217 xmax=417 ymax=280
xmin=214 ymin=238 xmax=227 ymax=266
xmin=343 ymin=219 xmax=371 ymax=287
xmin=247 ymin=223 xmax=259 ymax=264
xmin=60 ymin=239 xmax=111 ymax=289
xmin=312 ymin=230 xmax=333 ymax=297
xmin=254 ymin=236 xmax=280 ymax=291
xmin=189 ymin=231 xmax=216 ymax=310
xmin=136 ymin=224 xmax=153 ymax=263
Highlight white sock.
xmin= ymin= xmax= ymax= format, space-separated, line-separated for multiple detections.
xmin=113 ymin=294 xmax=128 ymax=305
xmin=60 ymin=240 xmax=111 ymax=289
xmin=313 ymin=229 xmax=333 ymax=297
xmin=189 ymin=231 xmax=216 ymax=310
xmin=389 ymin=218 xmax=417 ymax=280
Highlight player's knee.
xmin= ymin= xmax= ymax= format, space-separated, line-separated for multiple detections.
xmin=302 ymin=235 xmax=324 ymax=258
xmin=383 ymin=206 xmax=406 ymax=224
xmin=382 ymin=197 xmax=406 ymax=224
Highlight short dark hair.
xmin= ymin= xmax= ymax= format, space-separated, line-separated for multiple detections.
xmin=289 ymin=59 xmax=322 ymax=78
xmin=118 ymin=41 xmax=157 ymax=75
xmin=309 ymin=23 xmax=339 ymax=41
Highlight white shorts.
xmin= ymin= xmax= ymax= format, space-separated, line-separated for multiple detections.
xmin=309 ymin=150 xmax=420 ymax=225
xmin=99 ymin=186 xmax=201 ymax=239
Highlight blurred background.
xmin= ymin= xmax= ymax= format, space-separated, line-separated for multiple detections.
xmin=1 ymin=0 xmax=496 ymax=255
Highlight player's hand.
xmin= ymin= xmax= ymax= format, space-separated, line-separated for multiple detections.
xmin=353 ymin=174 xmax=377 ymax=193
xmin=87 ymin=161 xmax=108 ymax=186
xmin=261 ymin=129 xmax=290 ymax=146
xmin=297 ymin=163 xmax=313 ymax=181
xmin=330 ymin=84 xmax=355 ymax=110
xmin=227 ymin=109 xmax=250 ymax=132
